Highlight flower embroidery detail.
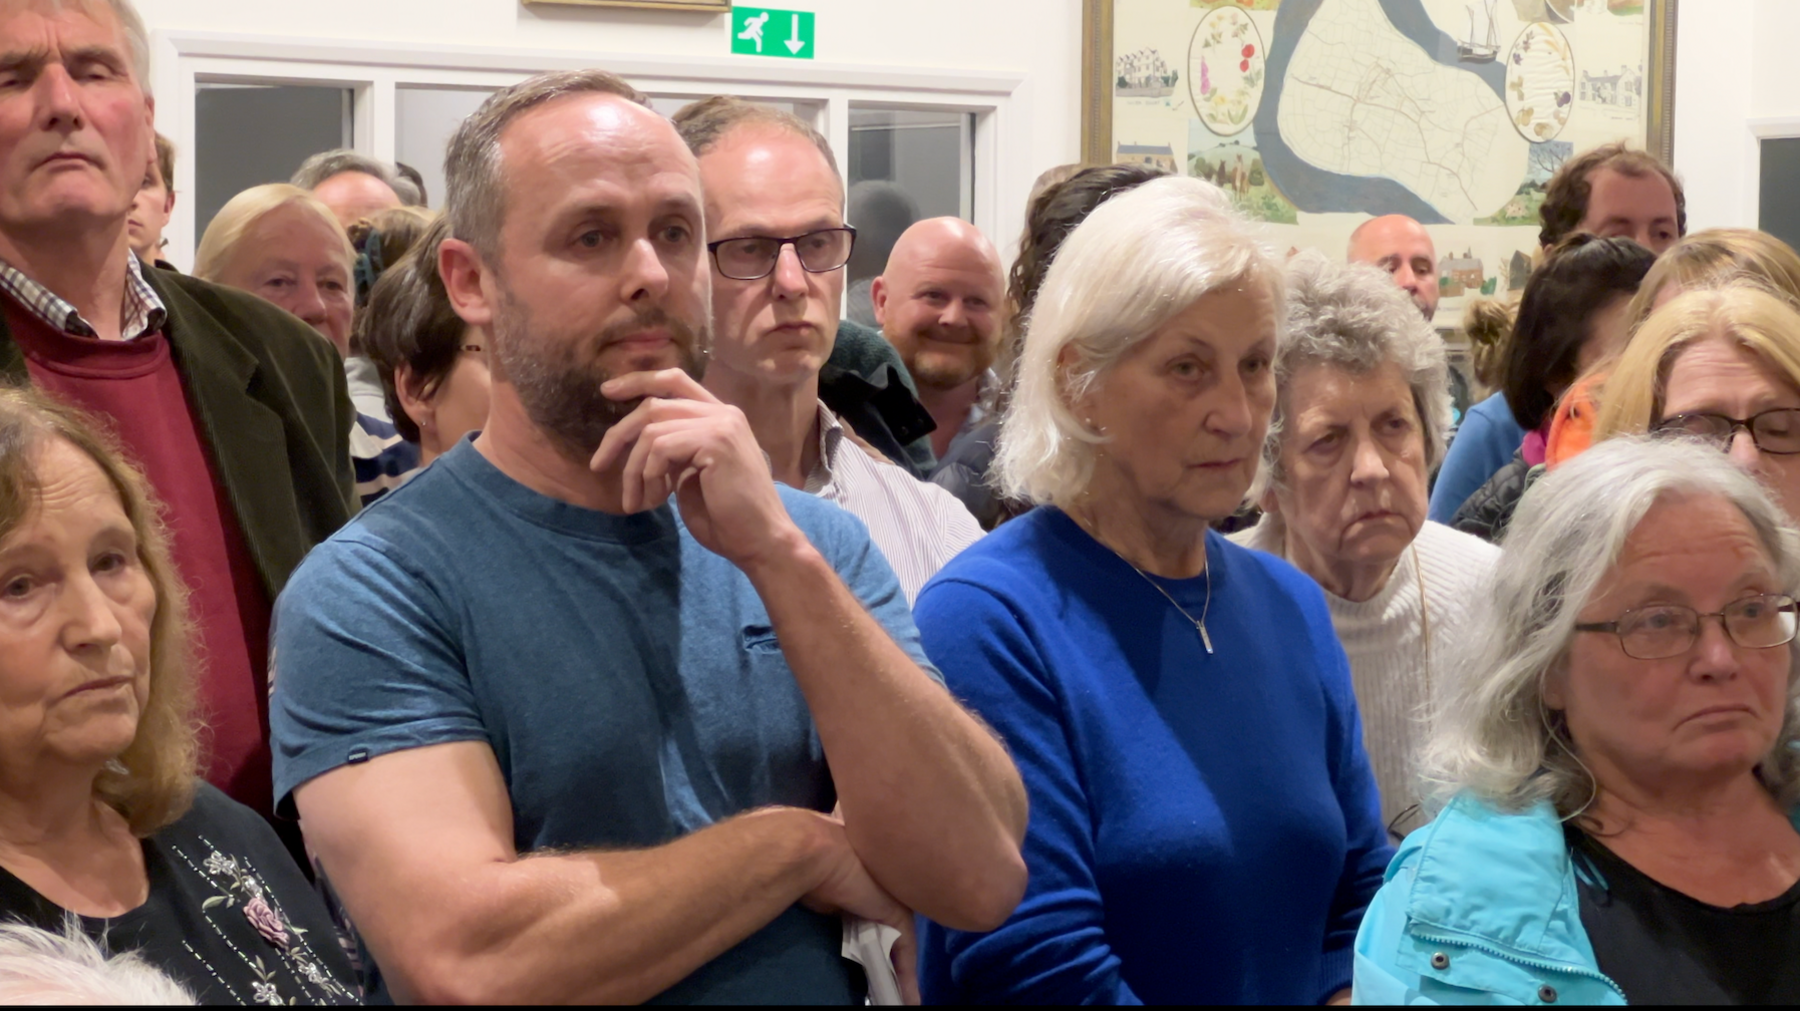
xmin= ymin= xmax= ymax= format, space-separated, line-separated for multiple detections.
xmin=204 ymin=851 xmax=238 ymax=878
xmin=252 ymin=980 xmax=282 ymax=1005
xmin=244 ymin=895 xmax=290 ymax=950
xmin=300 ymin=959 xmax=329 ymax=987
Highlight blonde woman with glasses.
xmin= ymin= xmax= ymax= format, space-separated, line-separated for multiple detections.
xmin=1593 ymin=281 xmax=1800 ymax=522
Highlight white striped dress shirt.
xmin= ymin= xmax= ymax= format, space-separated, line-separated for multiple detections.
xmin=805 ymin=402 xmax=983 ymax=604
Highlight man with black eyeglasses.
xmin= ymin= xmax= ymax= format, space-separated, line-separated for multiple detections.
xmin=674 ymin=97 xmax=983 ymax=603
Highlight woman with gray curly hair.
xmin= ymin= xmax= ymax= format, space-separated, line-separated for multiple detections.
xmin=1233 ymin=253 xmax=1498 ymax=838
xmin=1355 ymin=437 xmax=1800 ymax=1005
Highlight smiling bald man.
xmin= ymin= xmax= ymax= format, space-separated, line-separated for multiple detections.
xmin=872 ymin=217 xmax=1006 ymax=461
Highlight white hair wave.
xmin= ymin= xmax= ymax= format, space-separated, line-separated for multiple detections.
xmin=0 ymin=920 xmax=193 ymax=1004
xmin=995 ymin=174 xmax=1285 ymax=507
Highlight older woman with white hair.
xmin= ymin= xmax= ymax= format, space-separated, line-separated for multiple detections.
xmin=914 ymin=176 xmax=1392 ymax=1004
xmin=195 ymin=183 xmax=416 ymax=506
xmin=1355 ymin=437 xmax=1800 ymax=1005
xmin=1233 ymin=254 xmax=1499 ymax=838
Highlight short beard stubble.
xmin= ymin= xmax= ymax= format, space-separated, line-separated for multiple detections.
xmin=490 ymin=283 xmax=711 ymax=466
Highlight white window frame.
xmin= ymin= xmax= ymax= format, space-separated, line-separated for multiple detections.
xmin=151 ymin=31 xmax=1026 ymax=269
xmin=1749 ymin=116 xmax=1800 ymax=230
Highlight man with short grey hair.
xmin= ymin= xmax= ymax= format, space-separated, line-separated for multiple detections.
xmin=271 ymin=69 xmax=1027 ymax=1004
xmin=0 ymin=0 xmax=354 ymax=832
xmin=291 ymin=149 xmax=420 ymax=226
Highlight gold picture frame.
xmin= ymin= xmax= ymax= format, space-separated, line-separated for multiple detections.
xmin=524 ymin=0 xmax=732 ymax=12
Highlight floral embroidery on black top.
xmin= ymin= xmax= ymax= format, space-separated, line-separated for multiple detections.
xmin=0 ymin=784 xmax=360 ymax=1005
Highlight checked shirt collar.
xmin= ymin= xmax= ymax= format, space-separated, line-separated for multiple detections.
xmin=0 ymin=252 xmax=166 ymax=340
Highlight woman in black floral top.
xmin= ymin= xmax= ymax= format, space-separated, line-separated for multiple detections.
xmin=0 ymin=389 xmax=357 ymax=1005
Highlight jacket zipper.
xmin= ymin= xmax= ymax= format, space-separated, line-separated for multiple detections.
xmin=1408 ymin=928 xmax=1627 ymax=1001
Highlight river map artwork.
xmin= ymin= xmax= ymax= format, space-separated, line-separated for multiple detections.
xmin=1106 ymin=0 xmax=1664 ymax=320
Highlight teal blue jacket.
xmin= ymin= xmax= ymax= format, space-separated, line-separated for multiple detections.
xmin=1353 ymin=791 xmax=1625 ymax=1005
xmin=1355 ymin=790 xmax=1800 ymax=1004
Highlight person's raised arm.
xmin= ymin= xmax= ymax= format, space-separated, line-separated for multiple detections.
xmin=592 ymin=369 xmax=1028 ymax=932
xmin=295 ymin=741 xmax=917 ymax=1005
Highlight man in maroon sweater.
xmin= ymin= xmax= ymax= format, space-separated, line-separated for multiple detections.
xmin=0 ymin=0 xmax=354 ymax=826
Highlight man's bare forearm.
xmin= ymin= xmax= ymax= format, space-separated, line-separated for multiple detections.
xmin=741 ymin=532 xmax=1029 ymax=931
xmin=316 ymin=801 xmax=830 ymax=1004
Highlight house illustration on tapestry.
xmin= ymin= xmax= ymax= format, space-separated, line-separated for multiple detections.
xmin=1579 ymin=64 xmax=1643 ymax=108
xmin=1439 ymin=251 xmax=1485 ymax=297
xmin=1116 ymin=143 xmax=1178 ymax=173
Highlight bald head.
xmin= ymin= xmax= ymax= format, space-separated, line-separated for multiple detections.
xmin=872 ymin=217 xmax=1005 ymax=393
xmin=312 ymin=171 xmax=403 ymax=230
xmin=1348 ymin=214 xmax=1440 ymax=321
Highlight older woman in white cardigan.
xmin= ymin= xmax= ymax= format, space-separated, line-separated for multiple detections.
xmin=1233 ymin=253 xmax=1498 ymax=838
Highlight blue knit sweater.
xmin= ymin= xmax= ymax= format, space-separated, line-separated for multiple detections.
xmin=914 ymin=508 xmax=1393 ymax=1004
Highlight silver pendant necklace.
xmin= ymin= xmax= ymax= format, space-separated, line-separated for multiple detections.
xmin=1114 ymin=541 xmax=1215 ymax=655
xmin=1071 ymin=506 xmax=1215 ymax=654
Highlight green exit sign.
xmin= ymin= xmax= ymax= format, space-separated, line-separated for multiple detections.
xmin=731 ymin=7 xmax=815 ymax=59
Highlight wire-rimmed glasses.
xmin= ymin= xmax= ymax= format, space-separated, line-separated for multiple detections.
xmin=1573 ymin=594 xmax=1800 ymax=660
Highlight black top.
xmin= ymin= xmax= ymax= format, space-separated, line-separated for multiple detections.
xmin=0 ymin=783 xmax=359 ymax=1005
xmin=1568 ymin=826 xmax=1800 ymax=1004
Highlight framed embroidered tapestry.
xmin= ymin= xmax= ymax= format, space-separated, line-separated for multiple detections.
xmin=1082 ymin=0 xmax=1677 ymax=315
xmin=524 ymin=0 xmax=732 ymax=12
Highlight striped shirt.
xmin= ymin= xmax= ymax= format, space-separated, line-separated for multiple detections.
xmin=0 ymin=253 xmax=165 ymax=340
xmin=805 ymin=402 xmax=983 ymax=604
xmin=350 ymin=409 xmax=418 ymax=507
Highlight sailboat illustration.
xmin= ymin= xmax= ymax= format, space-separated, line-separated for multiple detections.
xmin=1459 ymin=0 xmax=1500 ymax=62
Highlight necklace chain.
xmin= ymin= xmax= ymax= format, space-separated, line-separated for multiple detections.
xmin=1069 ymin=507 xmax=1215 ymax=654
xmin=1119 ymin=544 xmax=1214 ymax=655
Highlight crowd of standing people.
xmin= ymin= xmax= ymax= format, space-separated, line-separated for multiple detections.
xmin=0 ymin=0 xmax=1798 ymax=1004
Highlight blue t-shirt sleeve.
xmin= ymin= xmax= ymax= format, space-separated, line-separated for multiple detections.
xmin=912 ymin=577 xmax=1142 ymax=1005
xmin=1298 ymin=583 xmax=1396 ymax=1001
xmin=785 ymin=490 xmax=942 ymax=684
xmin=269 ymin=534 xmax=485 ymax=810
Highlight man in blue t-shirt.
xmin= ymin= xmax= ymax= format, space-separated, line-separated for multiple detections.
xmin=269 ymin=69 xmax=1027 ymax=1005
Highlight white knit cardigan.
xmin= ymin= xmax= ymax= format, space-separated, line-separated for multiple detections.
xmin=1231 ymin=517 xmax=1501 ymax=836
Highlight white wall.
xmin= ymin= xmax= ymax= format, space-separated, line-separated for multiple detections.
xmin=136 ymin=0 xmax=1083 ymax=258
xmin=1672 ymin=0 xmax=1800 ymax=231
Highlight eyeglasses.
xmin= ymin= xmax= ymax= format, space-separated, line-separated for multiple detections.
xmin=1574 ymin=593 xmax=1799 ymax=660
xmin=707 ymin=226 xmax=857 ymax=281
xmin=1652 ymin=409 xmax=1800 ymax=455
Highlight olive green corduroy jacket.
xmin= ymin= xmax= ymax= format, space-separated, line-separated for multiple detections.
xmin=0 ymin=265 xmax=356 ymax=600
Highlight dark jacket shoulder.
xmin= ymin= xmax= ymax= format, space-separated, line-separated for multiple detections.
xmin=1451 ymin=452 xmax=1544 ymax=543
xmin=821 ymin=319 xmax=938 ymax=478
xmin=930 ymin=415 xmax=1027 ymax=531
xmin=142 ymin=268 xmax=357 ymax=594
